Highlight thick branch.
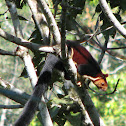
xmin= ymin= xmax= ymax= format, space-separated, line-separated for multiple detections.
xmin=0 ymin=49 xmax=16 ymax=56
xmin=99 ymin=0 xmax=126 ymax=38
xmin=14 ymin=54 xmax=58 ymax=126
xmin=27 ymin=0 xmax=49 ymax=44
xmin=0 ymin=28 xmax=39 ymax=51
xmin=0 ymin=88 xmax=28 ymax=105
xmin=0 ymin=28 xmax=54 ymax=53
xmin=37 ymin=0 xmax=61 ymax=44
xmin=16 ymin=49 xmax=38 ymax=88
xmin=75 ymin=85 xmax=105 ymax=126
xmin=0 ymin=77 xmax=31 ymax=104
xmin=66 ymin=56 xmax=105 ymax=126
xmin=5 ymin=0 xmax=23 ymax=37
xmin=4 ymin=2 xmax=53 ymax=125
xmin=61 ymin=1 xmax=67 ymax=59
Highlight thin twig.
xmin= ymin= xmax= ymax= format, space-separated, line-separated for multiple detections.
xmin=88 ymin=79 xmax=120 ymax=96
xmin=95 ymin=21 xmax=126 ymax=36
xmin=98 ymin=35 xmax=109 ymax=64
xmin=0 ymin=9 xmax=8 ymax=16
xmin=107 ymin=46 xmax=126 ymax=50
xmin=0 ymin=105 xmax=23 ymax=109
xmin=109 ymin=64 xmax=126 ymax=75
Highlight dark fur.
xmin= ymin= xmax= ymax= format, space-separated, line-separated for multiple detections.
xmin=14 ymin=43 xmax=105 ymax=125
xmin=77 ymin=64 xmax=100 ymax=77
xmin=14 ymin=54 xmax=65 ymax=126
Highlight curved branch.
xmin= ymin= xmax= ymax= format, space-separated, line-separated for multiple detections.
xmin=99 ymin=0 xmax=126 ymax=39
xmin=27 ymin=0 xmax=50 ymax=44
xmin=14 ymin=54 xmax=58 ymax=126
xmin=37 ymin=0 xmax=61 ymax=44
xmin=0 ymin=28 xmax=39 ymax=51
xmin=0 ymin=28 xmax=54 ymax=53
xmin=6 ymin=1 xmax=53 ymax=125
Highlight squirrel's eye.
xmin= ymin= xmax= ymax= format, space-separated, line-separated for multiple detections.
xmin=101 ymin=83 xmax=105 ymax=86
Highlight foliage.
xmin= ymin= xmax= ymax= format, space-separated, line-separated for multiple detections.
xmin=90 ymin=72 xmax=126 ymax=126
xmin=0 ymin=0 xmax=126 ymax=126
xmin=30 ymin=116 xmax=41 ymax=126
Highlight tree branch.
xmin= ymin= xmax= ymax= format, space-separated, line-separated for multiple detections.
xmin=0 ymin=105 xmax=23 ymax=109
xmin=61 ymin=1 xmax=67 ymax=59
xmin=107 ymin=46 xmax=126 ymax=50
xmin=64 ymin=52 xmax=105 ymax=126
xmin=0 ymin=77 xmax=30 ymax=103
xmin=0 ymin=28 xmax=39 ymax=51
xmin=98 ymin=35 xmax=109 ymax=64
xmin=37 ymin=0 xmax=61 ymax=44
xmin=0 ymin=77 xmax=46 ymax=106
xmin=75 ymin=84 xmax=105 ymax=126
xmin=27 ymin=0 xmax=50 ymax=44
xmin=99 ymin=0 xmax=126 ymax=39
xmin=5 ymin=1 xmax=53 ymax=126
xmin=0 ymin=88 xmax=28 ymax=105
xmin=5 ymin=0 xmax=23 ymax=38
xmin=0 ymin=28 xmax=54 ymax=53
xmin=16 ymin=48 xmax=38 ymax=88
xmin=0 ymin=48 xmax=16 ymax=56
xmin=14 ymin=54 xmax=58 ymax=126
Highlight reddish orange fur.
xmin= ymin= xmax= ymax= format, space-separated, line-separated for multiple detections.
xmin=71 ymin=44 xmax=108 ymax=91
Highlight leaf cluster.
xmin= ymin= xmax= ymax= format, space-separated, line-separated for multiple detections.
xmin=0 ymin=0 xmax=126 ymax=126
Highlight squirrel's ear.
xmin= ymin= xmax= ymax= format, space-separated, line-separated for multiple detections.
xmin=104 ymin=74 xmax=109 ymax=78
